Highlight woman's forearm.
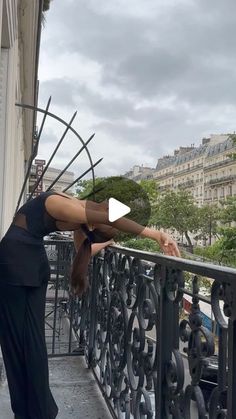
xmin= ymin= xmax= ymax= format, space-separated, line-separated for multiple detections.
xmin=91 ymin=241 xmax=113 ymax=256
xmin=85 ymin=208 xmax=160 ymax=239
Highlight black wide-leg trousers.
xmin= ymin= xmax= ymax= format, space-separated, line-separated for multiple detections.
xmin=0 ymin=282 xmax=58 ymax=419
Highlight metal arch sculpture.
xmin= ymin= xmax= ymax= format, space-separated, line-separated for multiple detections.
xmin=15 ymin=97 xmax=103 ymax=212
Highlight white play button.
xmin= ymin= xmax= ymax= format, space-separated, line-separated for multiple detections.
xmin=108 ymin=197 xmax=131 ymax=222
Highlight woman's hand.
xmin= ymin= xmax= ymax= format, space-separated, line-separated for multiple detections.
xmin=91 ymin=239 xmax=115 ymax=256
xmin=105 ymin=239 xmax=115 ymax=246
xmin=155 ymin=231 xmax=181 ymax=257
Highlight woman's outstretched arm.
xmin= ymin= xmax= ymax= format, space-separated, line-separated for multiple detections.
xmin=46 ymin=195 xmax=180 ymax=257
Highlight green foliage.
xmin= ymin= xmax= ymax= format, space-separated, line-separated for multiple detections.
xmin=183 ymin=271 xmax=212 ymax=297
xmin=227 ymin=134 xmax=236 ymax=160
xmin=155 ymin=190 xmax=199 ymax=231
xmin=197 ymin=204 xmax=220 ymax=243
xmin=194 ymin=238 xmax=236 ymax=267
xmin=122 ymin=237 xmax=161 ymax=252
xmin=194 ymin=194 xmax=236 ymax=267
xmin=139 ymin=179 xmax=159 ymax=226
xmin=43 ymin=0 xmax=51 ymax=11
xmin=219 ymin=196 xmax=236 ymax=224
xmin=139 ymin=179 xmax=159 ymax=203
xmin=153 ymin=190 xmax=201 ymax=249
xmin=76 ymin=176 xmax=152 ymax=242
xmin=76 ymin=178 xmax=104 ymax=199
xmin=207 ymin=196 xmax=236 ymax=266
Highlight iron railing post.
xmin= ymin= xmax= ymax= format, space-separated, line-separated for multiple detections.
xmin=227 ymin=282 xmax=236 ymax=418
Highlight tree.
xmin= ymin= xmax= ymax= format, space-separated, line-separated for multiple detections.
xmin=155 ymin=190 xmax=201 ymax=252
xmin=195 ymin=196 xmax=236 ymax=267
xmin=75 ymin=176 xmax=151 ymax=241
xmin=217 ymin=196 xmax=236 ymax=260
xmin=139 ymin=179 xmax=159 ymax=226
xmin=139 ymin=179 xmax=159 ymax=203
xmin=227 ymin=134 xmax=236 ymax=160
xmin=43 ymin=0 xmax=52 ymax=11
xmin=198 ymin=204 xmax=220 ymax=245
xmin=122 ymin=237 xmax=160 ymax=252
xmin=76 ymin=178 xmax=104 ymax=199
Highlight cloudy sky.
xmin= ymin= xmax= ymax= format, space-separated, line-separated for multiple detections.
xmin=37 ymin=0 xmax=236 ymax=179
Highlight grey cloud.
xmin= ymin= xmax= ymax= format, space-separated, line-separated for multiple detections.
xmin=39 ymin=79 xmax=76 ymax=108
xmin=45 ymin=0 xmax=236 ymax=106
xmin=39 ymin=0 xmax=236 ymax=174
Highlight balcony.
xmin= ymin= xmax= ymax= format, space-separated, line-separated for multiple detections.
xmin=178 ymin=179 xmax=195 ymax=188
xmin=174 ymin=163 xmax=203 ymax=177
xmin=204 ymin=158 xmax=234 ymax=171
xmin=204 ymin=174 xmax=236 ymax=186
xmin=159 ymin=184 xmax=173 ymax=191
xmin=1 ymin=239 xmax=236 ymax=418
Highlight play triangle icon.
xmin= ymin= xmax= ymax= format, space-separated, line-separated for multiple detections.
xmin=108 ymin=198 xmax=131 ymax=222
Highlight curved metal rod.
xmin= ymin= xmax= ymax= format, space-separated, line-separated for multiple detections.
xmin=63 ymin=157 xmax=103 ymax=193
xmin=80 ymin=186 xmax=105 ymax=200
xmin=37 ymin=96 xmax=52 ymax=143
xmin=15 ymin=102 xmax=96 ymax=197
xmin=28 ymin=110 xmax=77 ymax=200
xmin=46 ymin=133 xmax=96 ymax=191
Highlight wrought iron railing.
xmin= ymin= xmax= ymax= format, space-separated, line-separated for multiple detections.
xmin=45 ymin=240 xmax=236 ymax=418
xmin=44 ymin=239 xmax=87 ymax=356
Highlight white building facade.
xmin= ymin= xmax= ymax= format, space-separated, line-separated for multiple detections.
xmin=0 ymin=0 xmax=43 ymax=237
xmin=154 ymin=134 xmax=236 ymax=207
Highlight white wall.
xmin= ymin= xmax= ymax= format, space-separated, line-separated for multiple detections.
xmin=1 ymin=43 xmax=25 ymax=236
xmin=0 ymin=0 xmax=40 ymax=237
xmin=0 ymin=48 xmax=9 ymax=234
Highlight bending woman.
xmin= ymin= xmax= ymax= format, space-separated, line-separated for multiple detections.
xmin=0 ymin=190 xmax=180 ymax=419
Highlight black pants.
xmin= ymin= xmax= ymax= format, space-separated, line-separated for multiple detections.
xmin=0 ymin=282 xmax=58 ymax=419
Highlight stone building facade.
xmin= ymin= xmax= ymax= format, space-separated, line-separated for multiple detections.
xmin=154 ymin=134 xmax=236 ymax=207
xmin=124 ymin=165 xmax=155 ymax=181
xmin=0 ymin=0 xmax=43 ymax=237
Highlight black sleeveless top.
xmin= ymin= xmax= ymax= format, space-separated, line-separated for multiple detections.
xmin=0 ymin=191 xmax=72 ymax=286
xmin=16 ymin=191 xmax=68 ymax=237
xmin=4 ymin=191 xmax=70 ymax=245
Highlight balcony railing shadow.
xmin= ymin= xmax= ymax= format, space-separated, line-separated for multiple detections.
xmin=44 ymin=239 xmax=236 ymax=419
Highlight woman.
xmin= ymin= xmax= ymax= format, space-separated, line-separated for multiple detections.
xmin=0 ymin=190 xmax=180 ymax=419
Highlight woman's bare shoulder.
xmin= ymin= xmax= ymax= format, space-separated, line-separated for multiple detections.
xmin=46 ymin=192 xmax=84 ymax=206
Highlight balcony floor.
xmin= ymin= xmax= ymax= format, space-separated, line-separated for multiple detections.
xmin=0 ymin=355 xmax=112 ymax=419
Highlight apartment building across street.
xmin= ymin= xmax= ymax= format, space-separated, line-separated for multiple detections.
xmin=125 ymin=134 xmax=236 ymax=208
